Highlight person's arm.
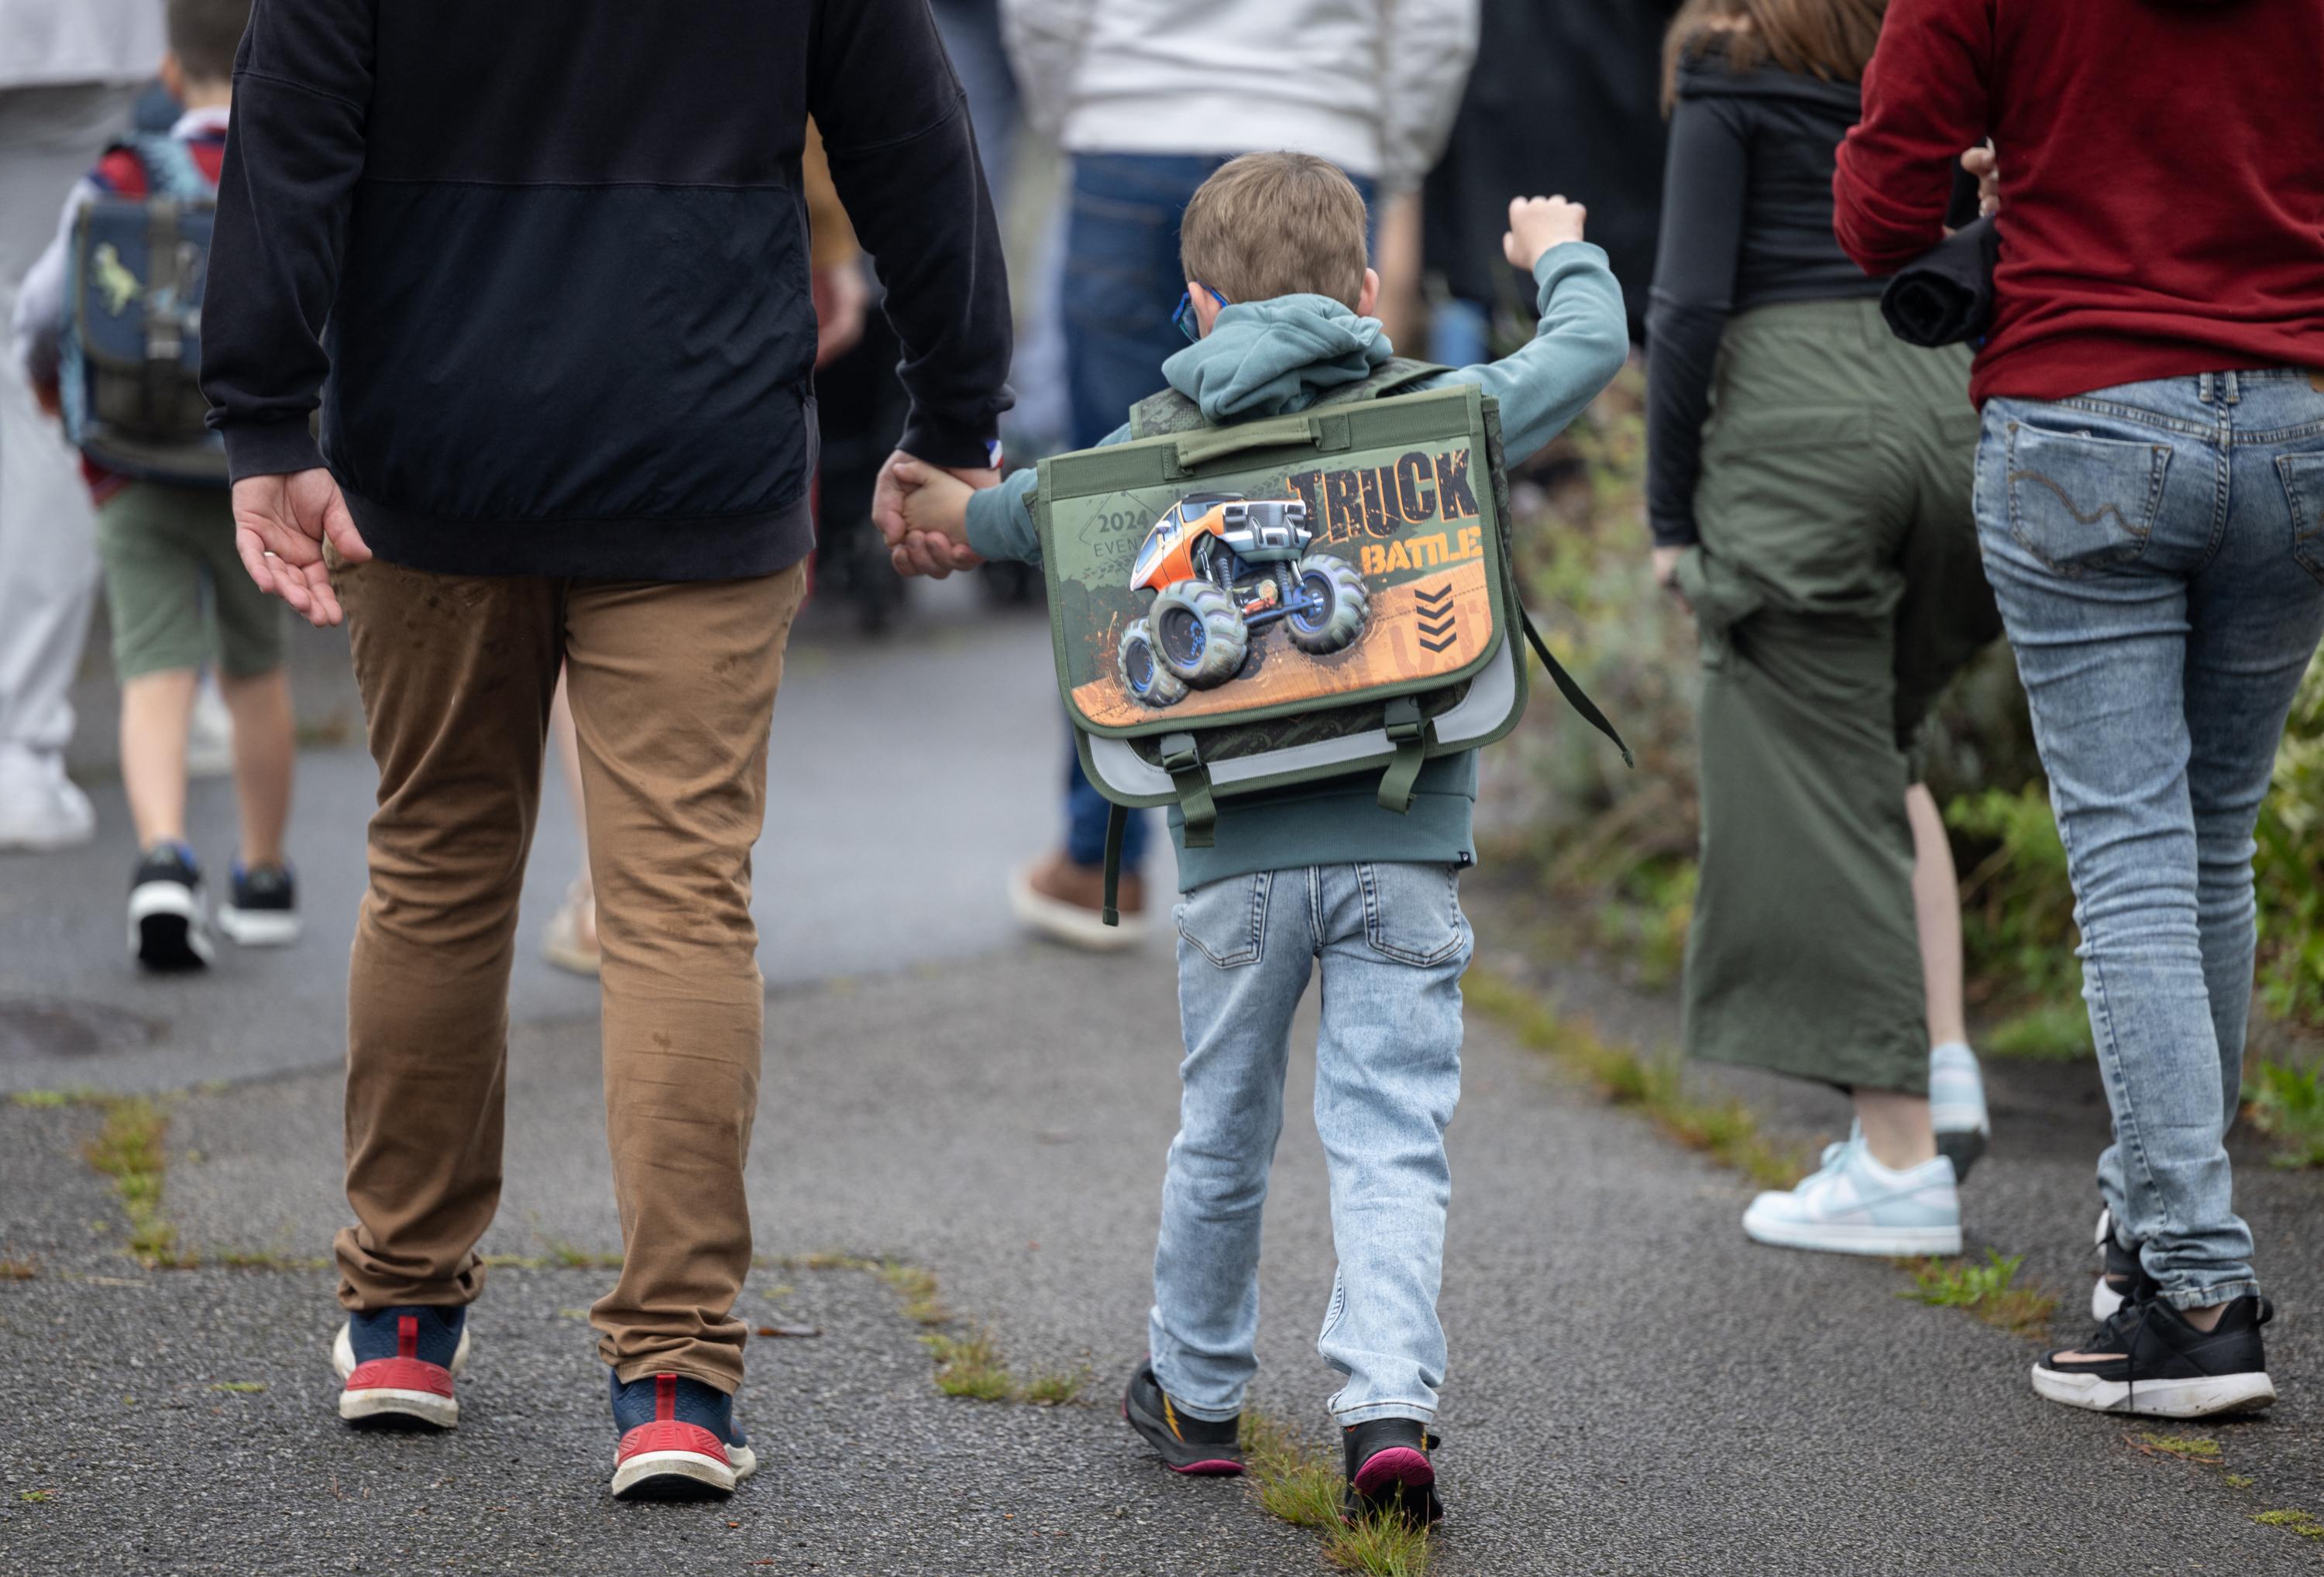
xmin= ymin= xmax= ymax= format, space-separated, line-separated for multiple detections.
xmin=1643 ymin=92 xmax=1750 ymax=549
xmin=1378 ymin=0 xmax=1481 ymax=195
xmin=998 ymin=0 xmax=1095 ymax=144
xmin=11 ymin=178 xmax=95 ymax=404
xmin=1832 ymin=0 xmax=1992 ymax=276
xmin=199 ymin=0 xmax=376 ymax=481
xmin=1436 ymin=242 xmax=1628 ymax=468
xmin=812 ymin=0 xmax=1012 ymax=476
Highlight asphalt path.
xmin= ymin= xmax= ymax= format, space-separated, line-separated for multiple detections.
xmin=1 ymin=582 xmax=2319 ymax=1573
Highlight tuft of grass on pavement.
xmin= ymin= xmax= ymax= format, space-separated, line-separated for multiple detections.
xmin=1465 ymin=969 xmax=1812 ymax=1190
xmin=80 ymin=1095 xmax=193 ymax=1269
xmin=2255 ymin=1509 xmax=2324 ymax=1540
xmin=1897 ymin=1250 xmax=2058 ymax=1338
xmin=2126 ymin=1432 xmax=2223 ymax=1463
xmin=1240 ymin=1410 xmax=1432 ymax=1575
xmin=1016 ymin=1366 xmax=1090 ymax=1407
xmin=922 ymin=1329 xmax=1015 ymax=1401
xmin=209 ymin=1381 xmax=267 ymax=1394
xmin=2243 ymin=1058 xmax=2324 ymax=1169
xmin=1 ymin=1258 xmax=36 ymax=1280
xmin=878 ymin=1259 xmax=950 ymax=1326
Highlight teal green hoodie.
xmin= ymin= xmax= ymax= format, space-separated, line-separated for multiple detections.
xmin=967 ymin=242 xmax=1628 ymax=890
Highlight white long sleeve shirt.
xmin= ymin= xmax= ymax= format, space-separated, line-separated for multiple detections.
xmin=1001 ymin=0 xmax=1478 ymax=194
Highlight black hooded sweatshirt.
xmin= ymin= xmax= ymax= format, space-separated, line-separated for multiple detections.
xmin=200 ymin=0 xmax=1012 ymax=582
xmin=1643 ymin=41 xmax=1886 ymax=548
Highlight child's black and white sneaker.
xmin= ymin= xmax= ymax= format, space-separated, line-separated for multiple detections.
xmin=2089 ymin=1206 xmax=2157 ymax=1322
xmin=128 ymin=841 xmax=211 ymax=971
xmin=219 ymin=860 xmax=301 ymax=947
xmin=1120 ymin=1359 xmax=1243 ymax=1475
xmin=2032 ymin=1294 xmax=2277 ymax=1418
xmin=1341 ymin=1417 xmax=1442 ymax=1525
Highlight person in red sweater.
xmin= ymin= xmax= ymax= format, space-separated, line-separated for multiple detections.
xmin=1835 ymin=0 xmax=2324 ymax=1421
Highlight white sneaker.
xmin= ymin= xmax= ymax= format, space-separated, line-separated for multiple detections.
xmin=1930 ymin=1041 xmax=1990 ymax=1181
xmin=0 ymin=746 xmax=95 ymax=853
xmin=186 ymin=675 xmax=235 ymax=779
xmin=1743 ymin=1129 xmax=1962 ymax=1256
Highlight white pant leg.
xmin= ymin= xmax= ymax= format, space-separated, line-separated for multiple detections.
xmin=0 ymin=83 xmax=137 ymax=760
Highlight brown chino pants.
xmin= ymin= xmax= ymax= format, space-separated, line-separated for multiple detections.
xmin=328 ymin=549 xmax=808 ymax=1393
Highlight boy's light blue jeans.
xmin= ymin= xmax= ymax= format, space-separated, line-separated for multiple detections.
xmin=1151 ymin=861 xmax=1470 ymax=1426
xmin=1973 ymin=368 xmax=2324 ymax=1308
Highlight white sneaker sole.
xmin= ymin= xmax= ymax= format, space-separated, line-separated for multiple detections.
xmin=610 ymin=1442 xmax=758 ymax=1500
xmin=2030 ymin=1364 xmax=2276 ymax=1418
xmin=129 ymin=882 xmax=213 ymax=969
xmin=219 ymin=905 xmax=301 ymax=947
xmin=1008 ymin=867 xmax=1147 ymax=950
xmin=1743 ymin=1214 xmax=1963 ymax=1257
xmin=332 ymin=1321 xmax=472 ymax=1428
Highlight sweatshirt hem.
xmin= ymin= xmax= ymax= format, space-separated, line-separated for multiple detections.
xmin=342 ymin=489 xmax=816 ymax=582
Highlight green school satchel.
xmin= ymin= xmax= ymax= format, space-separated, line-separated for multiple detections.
xmin=1030 ymin=359 xmax=1631 ymax=921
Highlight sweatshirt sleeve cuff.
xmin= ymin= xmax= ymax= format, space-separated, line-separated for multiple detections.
xmin=965 ymin=469 xmax=1042 ymax=565
xmin=899 ymin=411 xmax=1002 ymax=474
xmin=221 ymin=416 xmax=324 ymax=483
xmin=1532 ymin=241 xmax=1614 ymax=304
xmin=1648 ymin=510 xmax=1700 ymax=549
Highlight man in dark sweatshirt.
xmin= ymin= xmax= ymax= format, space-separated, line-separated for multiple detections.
xmin=198 ymin=0 xmax=1011 ymax=1497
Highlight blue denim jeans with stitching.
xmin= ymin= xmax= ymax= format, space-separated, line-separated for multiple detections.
xmin=1150 ymin=861 xmax=1470 ymax=1425
xmin=1973 ymin=368 xmax=2324 ymax=1308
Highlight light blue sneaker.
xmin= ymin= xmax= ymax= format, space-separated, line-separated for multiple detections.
xmin=1743 ymin=1128 xmax=1962 ymax=1256
xmin=1929 ymin=1041 xmax=1989 ymax=1181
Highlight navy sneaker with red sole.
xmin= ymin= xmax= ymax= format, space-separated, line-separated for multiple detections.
xmin=1120 ymin=1359 xmax=1244 ymax=1475
xmin=332 ymin=1305 xmax=469 ymax=1430
xmin=610 ymin=1372 xmax=758 ymax=1500
xmin=1342 ymin=1417 xmax=1443 ymax=1525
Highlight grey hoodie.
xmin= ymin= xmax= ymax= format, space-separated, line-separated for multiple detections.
xmin=968 ymin=242 xmax=1627 ymax=890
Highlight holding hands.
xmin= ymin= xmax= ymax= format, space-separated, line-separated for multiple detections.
xmin=873 ymin=450 xmax=989 ymax=579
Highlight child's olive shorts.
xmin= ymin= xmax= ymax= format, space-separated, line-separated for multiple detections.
xmin=95 ymin=479 xmax=285 ymax=682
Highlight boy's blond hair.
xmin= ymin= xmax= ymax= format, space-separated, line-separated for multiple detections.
xmin=1179 ymin=152 xmax=1369 ymax=311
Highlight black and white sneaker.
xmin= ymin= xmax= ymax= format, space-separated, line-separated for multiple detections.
xmin=1119 ymin=1359 xmax=1243 ymax=1475
xmin=2032 ymin=1294 xmax=2277 ymax=1418
xmin=219 ymin=861 xmax=301 ymax=947
xmin=1342 ymin=1417 xmax=1442 ymax=1525
xmin=128 ymin=842 xmax=212 ymax=971
xmin=2090 ymin=1206 xmax=2157 ymax=1323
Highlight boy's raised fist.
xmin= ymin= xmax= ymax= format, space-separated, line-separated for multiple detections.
xmin=1503 ymin=196 xmax=1587 ymax=272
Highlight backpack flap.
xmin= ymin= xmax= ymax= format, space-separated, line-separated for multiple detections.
xmin=63 ymin=138 xmax=225 ymax=484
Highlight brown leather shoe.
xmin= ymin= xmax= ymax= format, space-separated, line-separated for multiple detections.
xmin=1009 ymin=850 xmax=1147 ymax=950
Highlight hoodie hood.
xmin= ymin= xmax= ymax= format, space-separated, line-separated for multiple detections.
xmin=1160 ymin=294 xmax=1392 ymax=423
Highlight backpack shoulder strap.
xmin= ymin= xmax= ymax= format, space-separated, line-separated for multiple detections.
xmin=1126 ymin=386 xmax=1205 ymax=441
xmin=1316 ymin=355 xmax=1450 ymax=407
xmin=124 ymin=134 xmax=212 ymax=202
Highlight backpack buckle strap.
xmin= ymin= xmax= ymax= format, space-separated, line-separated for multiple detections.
xmin=1100 ymin=802 xmax=1129 ymax=928
xmin=1157 ymin=732 xmax=1217 ymax=848
xmin=1377 ymin=696 xmax=1431 ymax=813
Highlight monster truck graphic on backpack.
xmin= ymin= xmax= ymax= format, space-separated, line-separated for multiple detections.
xmin=1115 ymin=491 xmax=1370 ymax=709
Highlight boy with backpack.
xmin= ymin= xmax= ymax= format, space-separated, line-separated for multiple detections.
xmin=891 ymin=150 xmax=1628 ymax=1521
xmin=11 ymin=0 xmax=297 ymax=971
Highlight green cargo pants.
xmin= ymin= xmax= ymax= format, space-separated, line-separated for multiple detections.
xmin=1676 ymin=299 xmax=1999 ymax=1095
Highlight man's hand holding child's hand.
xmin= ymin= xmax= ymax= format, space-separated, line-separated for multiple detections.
xmin=1503 ymin=196 xmax=1587 ymax=273
xmin=883 ymin=456 xmax=979 ymax=579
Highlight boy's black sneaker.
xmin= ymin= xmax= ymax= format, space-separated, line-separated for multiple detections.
xmin=1120 ymin=1359 xmax=1243 ymax=1475
xmin=128 ymin=841 xmax=211 ymax=971
xmin=1342 ymin=1417 xmax=1442 ymax=1525
xmin=219 ymin=860 xmax=301 ymax=947
xmin=2032 ymin=1294 xmax=2277 ymax=1417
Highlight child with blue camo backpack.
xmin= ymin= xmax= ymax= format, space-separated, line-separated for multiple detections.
xmin=890 ymin=150 xmax=1628 ymax=1524
xmin=12 ymin=0 xmax=300 ymax=971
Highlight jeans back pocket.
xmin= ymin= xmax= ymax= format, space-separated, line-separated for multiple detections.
xmin=2280 ymin=451 xmax=2324 ymax=586
xmin=2004 ymin=421 xmax=2174 ymax=575
xmin=1176 ymin=872 xmax=1270 ymax=968
xmin=1356 ymin=863 xmax=1468 ymax=968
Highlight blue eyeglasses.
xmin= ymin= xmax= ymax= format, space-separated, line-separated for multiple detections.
xmin=1173 ymin=284 xmax=1231 ymax=342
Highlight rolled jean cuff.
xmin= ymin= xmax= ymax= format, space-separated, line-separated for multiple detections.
xmin=1147 ymin=1363 xmax=1242 ymax=1422
xmin=2159 ymin=1280 xmax=2260 ymax=1312
xmin=1331 ymin=1400 xmax=1436 ymax=1427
